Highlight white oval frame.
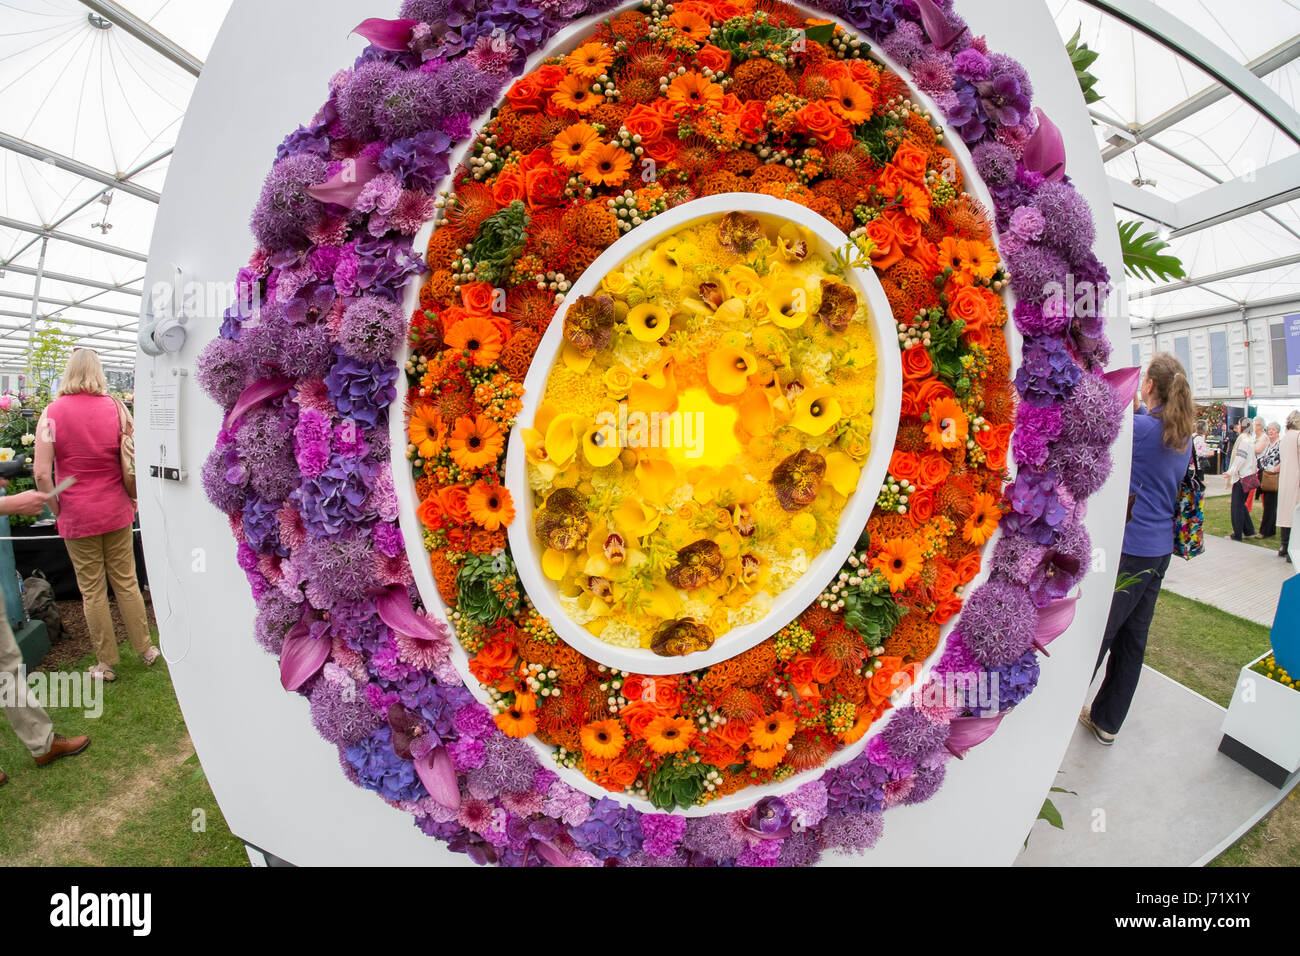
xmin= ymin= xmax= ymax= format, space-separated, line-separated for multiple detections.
xmin=502 ymin=193 xmax=902 ymax=675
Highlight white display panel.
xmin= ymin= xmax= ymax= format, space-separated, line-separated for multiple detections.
xmin=136 ymin=0 xmax=1129 ymax=866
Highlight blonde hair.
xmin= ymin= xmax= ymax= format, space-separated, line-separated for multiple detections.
xmin=1145 ymin=353 xmax=1195 ymax=450
xmin=57 ymin=348 xmax=109 ymax=397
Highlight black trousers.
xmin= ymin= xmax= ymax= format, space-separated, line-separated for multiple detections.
xmin=1092 ymin=552 xmax=1172 ymax=734
xmin=1260 ymin=489 xmax=1278 ymax=537
xmin=1230 ymin=482 xmax=1256 ymax=538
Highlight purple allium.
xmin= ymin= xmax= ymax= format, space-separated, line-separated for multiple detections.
xmin=570 ymin=797 xmax=642 ymax=861
xmin=911 ymin=56 xmax=954 ymax=95
xmin=299 ymin=529 xmax=376 ymax=608
xmin=1015 ymin=336 xmax=1082 ymax=407
xmin=1048 ymin=440 xmax=1114 ymax=499
xmin=640 ymin=814 xmax=688 ymax=857
xmin=254 ymin=589 xmax=301 ymax=655
xmin=336 ymin=60 xmax=401 ymax=141
xmin=201 ymin=443 xmax=247 ymax=514
xmin=466 ymin=734 xmax=539 ymax=798
xmin=882 ymin=707 xmax=949 ymax=761
xmin=680 ymin=813 xmax=746 ymax=861
xmin=347 ymin=725 xmax=425 ymax=802
xmin=1031 ymin=180 xmax=1097 ymax=265
xmin=1058 ymin=372 xmax=1125 ymax=447
xmin=250 ymin=152 xmax=330 ymax=252
xmin=196 ymin=338 xmax=248 ymax=407
xmin=325 ymin=349 xmax=398 ymax=430
xmin=971 ymin=140 xmax=1016 ymax=188
xmin=399 ymin=0 xmax=461 ymax=21
xmin=310 ymin=670 xmax=384 ymax=746
xmin=902 ymin=763 xmax=946 ymax=804
xmin=777 ymin=829 xmax=823 ymax=867
xmin=429 ymin=57 xmax=502 ymax=116
xmin=235 ymin=406 xmax=299 ymax=503
xmin=374 ymin=69 xmax=444 ymax=141
xmin=880 ymin=28 xmax=923 ymax=66
xmin=1006 ymin=241 xmax=1069 ymax=306
xmin=266 ymin=319 xmax=336 ymax=380
xmin=956 ymin=577 xmax=1038 ymax=666
xmin=819 ymin=811 xmax=884 ymax=855
xmin=339 ymin=296 xmax=404 ymax=362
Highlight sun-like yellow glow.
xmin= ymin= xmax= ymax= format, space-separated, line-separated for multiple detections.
xmin=661 ymin=386 xmax=741 ymax=470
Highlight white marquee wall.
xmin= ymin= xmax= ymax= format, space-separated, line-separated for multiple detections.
xmin=135 ymin=0 xmax=1130 ymax=866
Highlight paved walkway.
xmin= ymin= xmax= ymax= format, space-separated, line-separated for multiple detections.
xmin=1163 ymin=532 xmax=1294 ymax=628
xmin=1016 ymin=667 xmax=1298 ymax=866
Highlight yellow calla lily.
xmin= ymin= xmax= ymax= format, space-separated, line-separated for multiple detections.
xmin=791 ymin=385 xmax=841 ymax=435
xmin=824 ymin=451 xmax=861 ymax=496
xmin=706 ymin=346 xmax=757 ymax=396
xmin=645 ymin=582 xmax=682 ymax=621
xmin=582 ymin=419 xmax=622 ymax=467
xmin=767 ymin=276 xmax=811 ymax=329
xmin=650 ymin=239 xmax=685 ymax=289
xmin=629 ymin=358 xmax=678 ymax=414
xmin=634 ymin=457 xmax=678 ymax=505
xmin=545 ymin=413 xmax=586 ymax=466
xmin=542 ymin=548 xmax=572 ymax=581
xmin=627 ymin=302 xmax=671 ymax=342
xmin=615 ymin=496 xmax=661 ymax=538
xmin=713 ymin=297 xmax=747 ymax=325
xmin=562 ymin=339 xmax=594 ymax=372
xmin=737 ymin=386 xmax=775 ymax=436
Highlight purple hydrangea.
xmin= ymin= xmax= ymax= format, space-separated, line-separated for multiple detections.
xmin=569 ymin=798 xmax=643 ymax=861
xmin=346 ymin=725 xmax=426 ymax=802
xmin=1001 ymin=466 xmax=1070 ymax=545
xmin=250 ymin=152 xmax=330 ymax=252
xmin=242 ymin=496 xmax=287 ymax=555
xmin=1015 ymin=336 xmax=1082 ymax=407
xmin=325 ymin=349 xmax=398 ymax=430
xmin=978 ymin=651 xmax=1040 ymax=714
xmin=293 ymin=456 xmax=380 ymax=537
xmin=379 ymin=129 xmax=452 ymax=191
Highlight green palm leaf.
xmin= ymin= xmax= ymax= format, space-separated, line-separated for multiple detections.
xmin=1118 ymin=219 xmax=1187 ymax=282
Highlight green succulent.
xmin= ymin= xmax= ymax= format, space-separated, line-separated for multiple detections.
xmin=455 ymin=551 xmax=521 ymax=626
xmin=468 ymin=199 xmax=529 ymax=286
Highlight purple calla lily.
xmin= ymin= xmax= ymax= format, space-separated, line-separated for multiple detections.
xmin=224 ymin=376 xmax=294 ymax=431
xmin=1031 ymin=594 xmax=1079 ymax=655
xmin=279 ymin=618 xmax=329 ymax=691
xmin=945 ymin=711 xmax=1008 ymax=758
xmin=306 ymin=155 xmax=382 ymax=208
xmin=352 ymin=17 xmax=418 ymax=51
xmin=1023 ymin=107 xmax=1066 ymax=181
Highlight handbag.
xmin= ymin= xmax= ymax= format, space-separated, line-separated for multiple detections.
xmin=1239 ymin=471 xmax=1260 ymax=494
xmin=1174 ymin=450 xmax=1205 ymax=560
xmin=112 ymin=396 xmax=137 ymax=501
xmin=1261 ymin=469 xmax=1279 ymax=493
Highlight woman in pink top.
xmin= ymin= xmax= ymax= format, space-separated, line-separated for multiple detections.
xmin=34 ymin=350 xmax=157 ymax=681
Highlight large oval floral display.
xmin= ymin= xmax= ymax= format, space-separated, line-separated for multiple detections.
xmin=199 ymin=0 xmax=1125 ymax=865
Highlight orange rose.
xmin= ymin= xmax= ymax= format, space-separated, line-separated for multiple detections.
xmin=955 ymin=550 xmax=982 ymax=585
xmin=619 ymin=700 xmax=663 ymax=740
xmin=524 ymin=161 xmax=565 ymax=209
xmin=977 ymin=423 xmax=1012 ymax=471
xmin=949 ymin=285 xmax=995 ymax=332
xmin=907 ymin=487 xmax=935 ymax=526
xmin=697 ymin=43 xmax=732 ymax=73
xmin=868 ymin=657 xmax=910 ymax=707
xmin=468 ymin=639 xmax=516 ymax=687
xmin=893 ymin=140 xmax=930 ymax=184
xmin=884 ymin=210 xmax=921 ymax=251
xmin=866 ymin=217 xmax=902 ymax=270
xmin=901 ymin=344 xmax=933 ymax=380
xmin=889 ymin=450 xmax=921 ymax=483
xmin=642 ymin=138 xmax=679 ymax=163
xmin=622 ymin=674 xmax=681 ymax=712
xmin=737 ymin=100 xmax=767 ymax=143
xmin=602 ymin=759 xmax=639 ymax=789
xmin=696 ymin=738 xmax=741 ymax=769
xmin=787 ymin=654 xmax=818 ymax=687
xmin=438 ymin=484 xmax=471 ymax=524
xmin=811 ymin=655 xmax=841 ymax=683
xmin=506 ymin=74 xmax=546 ymax=112
xmin=794 ymin=100 xmax=843 ymax=144
xmin=460 ymin=281 xmax=497 ymax=316
xmin=910 ymin=236 xmax=940 ymax=274
xmin=825 ymin=126 xmax=853 ymax=151
xmin=876 ymin=163 xmax=909 ymax=200
xmin=624 ymin=104 xmax=666 ymax=144
xmin=534 ymin=64 xmax=566 ymax=90
xmin=914 ymin=378 xmax=956 ymax=409
xmin=716 ymin=717 xmax=751 ymax=751
xmin=917 ymin=452 xmax=952 ymax=487
xmin=417 ymin=496 xmax=445 ymax=531
xmin=491 ymin=166 xmax=526 ymax=206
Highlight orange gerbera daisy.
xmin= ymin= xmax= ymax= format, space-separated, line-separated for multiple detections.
xmin=666 ymin=72 xmax=724 ymax=113
xmin=580 ymin=719 xmax=627 ymax=759
xmin=938 ymin=237 xmax=999 ymax=284
xmin=443 ymin=315 xmax=503 ymax=367
xmin=564 ymin=42 xmax=614 ymax=79
xmin=644 ymin=715 xmax=697 ymax=755
xmin=828 ymin=77 xmax=873 ymax=123
xmin=749 ymin=711 xmax=797 ymax=749
xmin=466 ymin=480 xmax=515 ymax=531
xmin=552 ymin=73 xmax=604 ymax=114
xmin=667 ymin=8 xmax=711 ymax=41
xmin=579 ymin=142 xmax=633 ymax=187
xmin=873 ymin=536 xmax=925 ymax=592
xmin=962 ymin=492 xmax=1002 ymax=546
xmin=747 ymin=745 xmax=786 ymax=769
xmin=448 ymin=415 xmax=505 ymax=470
xmin=924 ymin=396 xmax=969 ymax=451
xmin=551 ymin=122 xmax=602 ymax=169
xmin=495 ymin=694 xmax=538 ymax=737
xmin=408 ymin=401 xmax=446 ymax=460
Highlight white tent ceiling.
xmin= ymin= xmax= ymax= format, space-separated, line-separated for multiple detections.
xmin=2 ymin=0 xmax=1298 ymax=372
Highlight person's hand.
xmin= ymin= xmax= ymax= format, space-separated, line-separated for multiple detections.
xmin=6 ymin=490 xmax=50 ymax=516
xmin=1225 ymin=475 xmax=1232 ymax=489
xmin=0 ymin=477 xmax=7 ymax=490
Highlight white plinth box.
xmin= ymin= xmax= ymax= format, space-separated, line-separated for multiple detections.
xmin=1219 ymin=652 xmax=1300 ymax=787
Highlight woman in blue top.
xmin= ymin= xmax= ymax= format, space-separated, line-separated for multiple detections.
xmin=1081 ymin=353 xmax=1195 ymax=745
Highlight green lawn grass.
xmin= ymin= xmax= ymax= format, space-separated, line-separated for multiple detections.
xmin=0 ymin=637 xmax=247 ymax=866
xmin=1202 ymin=493 xmax=1283 ymax=551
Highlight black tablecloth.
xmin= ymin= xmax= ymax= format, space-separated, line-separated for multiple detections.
xmin=11 ymin=520 xmax=149 ymax=601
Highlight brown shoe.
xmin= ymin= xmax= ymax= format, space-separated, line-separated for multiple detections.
xmin=34 ymin=734 xmax=90 ymax=767
xmin=0 ymin=769 xmax=7 ymax=787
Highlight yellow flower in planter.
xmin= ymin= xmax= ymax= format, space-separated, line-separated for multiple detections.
xmin=706 ymin=346 xmax=758 ymax=395
xmin=722 ymin=265 xmax=765 ymax=303
xmin=791 ymin=385 xmax=841 ymax=435
xmin=650 ymin=239 xmax=687 ymax=289
xmin=627 ymin=302 xmax=671 ymax=342
xmin=544 ymin=413 xmax=586 ymax=466
xmin=629 ymin=357 xmax=678 ymax=413
xmin=582 ymin=420 xmax=622 ymax=467
xmin=824 ymin=451 xmax=861 ymax=496
xmin=604 ymin=364 xmax=634 ymax=398
xmin=542 ymin=547 xmax=572 ymax=581
xmin=602 ymin=270 xmax=632 ymax=296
